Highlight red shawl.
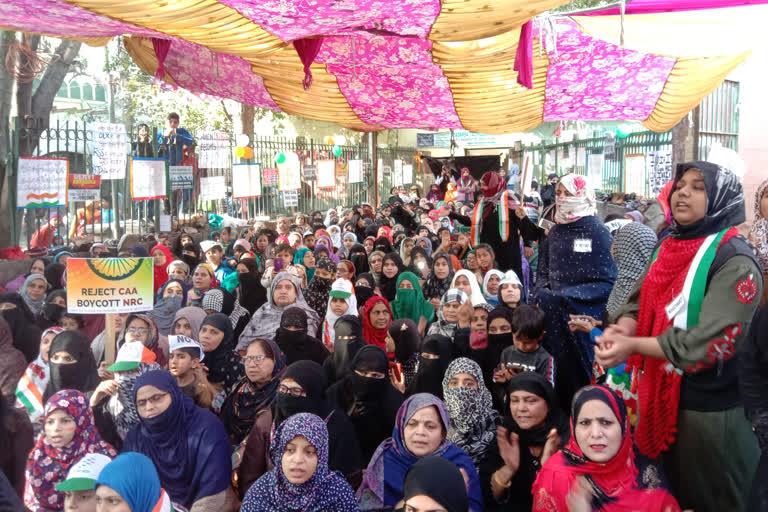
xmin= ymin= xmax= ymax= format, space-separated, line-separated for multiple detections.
xmin=627 ymin=228 xmax=736 ymax=459
xmin=362 ymin=296 xmax=392 ymax=352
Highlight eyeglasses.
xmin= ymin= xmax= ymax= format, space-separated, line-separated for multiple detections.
xmin=127 ymin=327 xmax=149 ymax=335
xmin=278 ymin=384 xmax=307 ymax=397
xmin=241 ymin=355 xmax=268 ymax=365
xmin=136 ymin=392 xmax=169 ymax=409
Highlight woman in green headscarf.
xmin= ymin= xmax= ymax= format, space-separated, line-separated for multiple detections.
xmin=293 ymin=247 xmax=315 ymax=282
xmin=391 ymin=272 xmax=435 ymax=337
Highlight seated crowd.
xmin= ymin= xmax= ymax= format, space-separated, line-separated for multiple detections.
xmin=1 ymin=164 xmax=767 ymax=512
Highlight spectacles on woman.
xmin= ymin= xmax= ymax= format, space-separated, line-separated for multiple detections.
xmin=241 ymin=355 xmax=268 ymax=365
xmin=277 ymin=384 xmax=307 ymax=397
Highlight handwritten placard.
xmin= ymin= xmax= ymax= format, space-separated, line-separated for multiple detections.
xmin=278 ymin=153 xmax=301 ymax=191
xmin=262 ymin=167 xmax=279 ymax=186
xmin=233 ymin=163 xmax=262 ymax=198
xmin=131 ymin=158 xmax=167 ymax=200
xmin=348 ymin=160 xmax=363 ymax=183
xmin=17 ymin=157 xmax=68 ymax=209
xmin=91 ymin=123 xmax=128 ymax=179
xmin=648 ymin=150 xmax=672 ymax=196
xmin=393 ymin=160 xmax=403 ymax=186
xmin=303 ymin=164 xmax=317 ymax=181
xmin=197 ymin=131 xmax=230 ymax=169
xmin=199 ymin=175 xmax=226 ymax=201
xmin=283 ymin=190 xmax=298 ymax=207
xmin=169 ymin=165 xmax=193 ymax=191
xmin=317 ymin=160 xmax=336 ymax=188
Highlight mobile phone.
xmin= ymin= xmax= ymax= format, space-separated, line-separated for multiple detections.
xmin=389 ymin=362 xmax=402 ymax=382
xmin=274 ymin=258 xmax=284 ymax=272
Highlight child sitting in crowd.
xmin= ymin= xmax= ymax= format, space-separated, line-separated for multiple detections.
xmin=499 ymin=304 xmax=555 ymax=386
xmin=168 ymin=335 xmax=213 ymax=408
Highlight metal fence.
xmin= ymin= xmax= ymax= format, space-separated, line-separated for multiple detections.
xmin=696 ymin=79 xmax=740 ymax=159
xmin=516 ymin=130 xmax=673 ymax=195
xmin=5 ymin=117 xmax=418 ymax=247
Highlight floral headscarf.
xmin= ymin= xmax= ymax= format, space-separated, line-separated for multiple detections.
xmin=750 ymin=178 xmax=768 ymax=272
xmin=554 ymin=173 xmax=596 ymax=224
xmin=25 ymin=390 xmax=117 ymax=510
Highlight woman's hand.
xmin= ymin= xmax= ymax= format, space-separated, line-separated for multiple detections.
xmin=418 ymin=316 xmax=427 ymax=337
xmin=429 ymin=297 xmax=441 ymax=311
xmin=457 ymin=300 xmax=473 ymax=328
xmin=595 ymin=328 xmax=636 ymax=368
xmin=389 ymin=367 xmax=406 ymax=394
xmin=98 ymin=362 xmax=114 ymax=381
xmin=566 ymin=476 xmax=594 ymax=512
xmin=496 ymin=426 xmax=520 ymax=475
xmin=568 ymin=314 xmax=602 ymax=334
xmin=541 ymin=428 xmax=561 ymax=465
xmin=493 ymin=365 xmax=513 ymax=384
xmin=515 ymin=206 xmax=527 ymax=220
xmin=90 ymin=379 xmax=119 ymax=407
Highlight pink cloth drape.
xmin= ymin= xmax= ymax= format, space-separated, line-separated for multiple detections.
xmin=513 ymin=20 xmax=534 ymax=89
xmin=152 ymin=38 xmax=172 ymax=79
xmin=586 ymin=0 xmax=768 ymax=15
xmin=293 ymin=38 xmax=324 ymax=90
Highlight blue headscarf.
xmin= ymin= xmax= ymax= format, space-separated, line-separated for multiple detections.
xmin=357 ymin=393 xmax=484 ymax=511
xmin=53 ymin=251 xmax=72 ymax=264
xmin=241 ymin=413 xmax=358 ymax=511
xmin=123 ymin=370 xmax=231 ymax=508
xmin=95 ymin=453 xmax=161 ymax=511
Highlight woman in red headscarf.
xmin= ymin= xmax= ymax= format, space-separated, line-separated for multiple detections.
xmin=150 ymin=244 xmax=174 ymax=293
xmin=449 ymin=171 xmax=540 ymax=280
xmin=362 ymin=296 xmax=392 ymax=353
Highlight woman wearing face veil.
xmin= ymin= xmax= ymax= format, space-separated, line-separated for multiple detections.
xmin=480 ymin=372 xmax=569 ymax=511
xmin=237 ymin=360 xmax=364 ymax=496
xmin=274 ymin=307 xmax=330 ymax=366
xmin=234 ymin=258 xmax=267 ymax=314
xmin=326 ymin=345 xmax=403 ymax=462
xmin=348 ymin=244 xmax=370 ymax=275
xmin=43 ymin=330 xmax=101 ymax=402
xmin=323 ymin=315 xmax=367 ymax=384
xmin=405 ymin=334 xmax=454 ymax=400
xmin=0 ymin=292 xmax=43 ymax=362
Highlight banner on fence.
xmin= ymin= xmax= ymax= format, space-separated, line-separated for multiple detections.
xmin=283 ymin=190 xmax=298 ymax=207
xmin=402 ymin=164 xmax=413 ymax=184
xmin=348 ymin=160 xmax=363 ymax=183
xmin=200 ymin=176 xmax=226 ymax=201
xmin=278 ymin=154 xmax=301 ymax=191
xmin=648 ymin=150 xmax=672 ymax=196
xmin=303 ymin=164 xmax=317 ymax=181
xmin=17 ymin=157 xmax=68 ymax=209
xmin=393 ymin=160 xmax=403 ymax=186
xmin=91 ymin=123 xmax=128 ymax=179
xmin=67 ymin=174 xmax=101 ymax=203
xmin=131 ymin=158 xmax=167 ymax=200
xmin=587 ymin=153 xmax=604 ymax=189
xmin=66 ymin=257 xmax=154 ymax=314
xmin=233 ymin=163 xmax=262 ymax=198
xmin=262 ymin=167 xmax=279 ymax=186
xmin=624 ymin=154 xmax=647 ymax=196
xmin=169 ymin=165 xmax=193 ymax=191
xmin=317 ymin=160 xmax=335 ymax=188
xmin=197 ymin=131 xmax=230 ymax=169
xmin=604 ymin=133 xmax=616 ymax=158
xmin=576 ymin=147 xmax=587 ymax=167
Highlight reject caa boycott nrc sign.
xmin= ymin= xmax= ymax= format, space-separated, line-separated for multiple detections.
xmin=66 ymin=258 xmax=154 ymax=314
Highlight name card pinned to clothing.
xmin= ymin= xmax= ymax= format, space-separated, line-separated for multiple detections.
xmin=665 ymin=293 xmax=687 ymax=322
xmin=573 ymin=239 xmax=592 ymax=253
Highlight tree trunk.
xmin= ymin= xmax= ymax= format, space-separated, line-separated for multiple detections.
xmin=0 ymin=31 xmax=17 ymax=248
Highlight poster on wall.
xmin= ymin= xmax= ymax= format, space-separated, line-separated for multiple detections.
xmin=131 ymin=158 xmax=167 ymax=200
xmin=393 ymin=160 xmax=403 ymax=186
xmin=169 ymin=165 xmax=193 ymax=191
xmin=197 ymin=131 xmax=230 ymax=169
xmin=576 ymin=147 xmax=587 ymax=167
xmin=648 ymin=150 xmax=672 ymax=196
xmin=283 ymin=190 xmax=298 ymax=207
xmin=278 ymin=153 xmax=301 ymax=191
xmin=199 ymin=175 xmax=226 ymax=201
xmin=604 ymin=133 xmax=616 ymax=158
xmin=347 ymin=160 xmax=362 ymax=183
xmin=303 ymin=164 xmax=317 ymax=181
xmin=67 ymin=174 xmax=101 ymax=203
xmin=232 ymin=163 xmax=262 ymax=198
xmin=317 ymin=160 xmax=336 ymax=188
xmin=624 ymin=154 xmax=647 ymax=196
xmin=91 ymin=123 xmax=128 ymax=179
xmin=17 ymin=157 xmax=68 ymax=209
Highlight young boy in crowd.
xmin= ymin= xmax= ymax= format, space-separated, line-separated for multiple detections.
xmin=200 ymin=240 xmax=233 ymax=283
xmin=322 ymin=278 xmax=357 ymax=350
xmin=260 ymin=242 xmax=296 ymax=290
xmin=56 ymin=453 xmax=112 ymax=512
xmin=168 ymin=335 xmax=213 ymax=408
xmin=499 ymin=304 xmax=555 ymax=386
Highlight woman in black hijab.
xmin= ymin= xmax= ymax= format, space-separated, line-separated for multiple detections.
xmin=274 ymin=307 xmax=329 ymax=366
xmin=348 ymin=244 xmax=370 ymax=275
xmin=43 ymin=263 xmax=66 ymax=292
xmin=43 ymin=330 xmax=101 ymax=401
xmin=373 ymin=236 xmax=394 ymax=255
xmin=323 ymin=315 xmax=367 ymax=384
xmin=180 ymin=242 xmax=201 ymax=270
xmin=0 ymin=292 xmax=42 ymax=362
xmin=37 ymin=290 xmax=67 ymax=330
xmin=199 ymin=313 xmax=244 ymax=394
xmin=387 ymin=318 xmax=421 ymax=387
xmin=406 ymin=334 xmax=454 ymax=400
xmin=379 ymin=253 xmax=405 ymax=303
xmin=234 ymin=257 xmax=267 ymax=314
xmin=402 ymin=456 xmax=469 ymax=512
xmin=326 ymin=345 xmax=404 ymax=461
xmin=479 ymin=372 xmax=568 ymax=511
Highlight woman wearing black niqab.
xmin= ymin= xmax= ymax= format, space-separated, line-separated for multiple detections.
xmin=402 ymin=456 xmax=469 ymax=512
xmin=348 ymin=244 xmax=370 ymax=275
xmin=323 ymin=315 xmax=367 ymax=383
xmin=44 ymin=263 xmax=66 ymax=292
xmin=43 ymin=330 xmax=101 ymax=401
xmin=235 ymin=258 xmax=267 ymax=314
xmin=199 ymin=313 xmax=244 ymax=394
xmin=379 ymin=253 xmax=405 ymax=303
xmin=0 ymin=292 xmax=43 ymax=362
xmin=274 ymin=307 xmax=330 ymax=366
xmin=388 ymin=318 xmax=421 ymax=387
xmin=326 ymin=345 xmax=404 ymax=461
xmin=405 ymin=334 xmax=454 ymax=400
xmin=373 ymin=236 xmax=394 ymax=254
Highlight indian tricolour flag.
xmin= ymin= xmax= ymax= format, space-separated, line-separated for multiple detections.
xmin=15 ymin=371 xmax=45 ymax=421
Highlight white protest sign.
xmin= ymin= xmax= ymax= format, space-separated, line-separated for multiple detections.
xmin=169 ymin=165 xmax=193 ymax=191
xmin=348 ymin=160 xmax=363 ymax=183
xmin=199 ymin=175 xmax=226 ymax=201
xmin=317 ymin=160 xmax=336 ymax=188
xmin=131 ymin=158 xmax=167 ymax=200
xmin=91 ymin=123 xmax=128 ymax=179
xmin=393 ymin=160 xmax=403 ymax=186
xmin=402 ymin=164 xmax=413 ymax=184
xmin=624 ymin=154 xmax=647 ymax=196
xmin=197 ymin=131 xmax=230 ymax=169
xmin=232 ymin=163 xmax=262 ymax=198
xmin=588 ymin=153 xmax=604 ymax=189
xmin=17 ymin=157 xmax=67 ymax=208
xmin=278 ymin=153 xmax=301 ymax=191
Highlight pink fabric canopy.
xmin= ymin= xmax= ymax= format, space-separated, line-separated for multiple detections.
xmin=587 ymin=0 xmax=768 ymax=15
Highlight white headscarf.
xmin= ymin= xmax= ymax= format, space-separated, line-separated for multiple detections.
xmin=450 ymin=269 xmax=486 ymax=306
xmin=555 ymin=173 xmax=597 ymax=224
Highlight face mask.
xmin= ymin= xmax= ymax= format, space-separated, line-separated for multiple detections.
xmin=350 ymin=372 xmax=386 ymax=402
xmin=43 ymin=303 xmax=66 ymax=322
xmin=487 ymin=333 xmax=513 ymax=347
xmin=275 ymin=392 xmax=315 ymax=424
